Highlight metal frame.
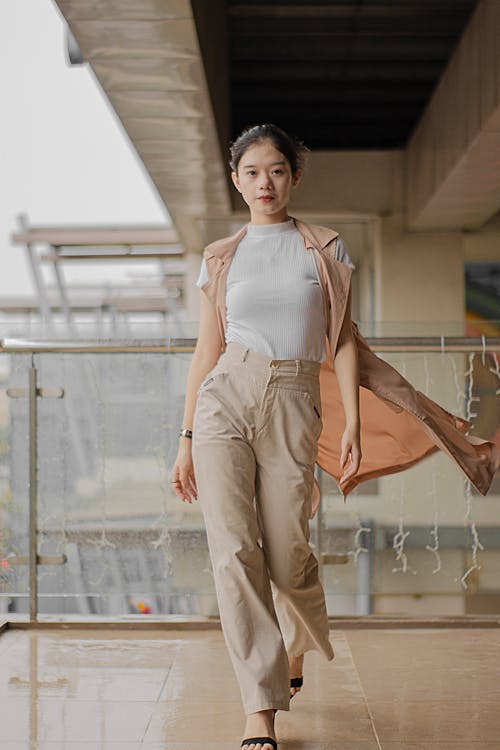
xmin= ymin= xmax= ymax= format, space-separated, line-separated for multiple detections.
xmin=2 ymin=336 xmax=499 ymax=354
xmin=11 ymin=215 xmax=184 ymax=339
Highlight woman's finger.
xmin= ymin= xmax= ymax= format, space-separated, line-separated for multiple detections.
xmin=341 ymin=468 xmax=355 ymax=485
xmin=340 ymin=448 xmax=362 ymax=484
xmin=189 ymin=472 xmax=198 ymax=493
xmin=340 ymin=444 xmax=349 ymax=468
xmin=171 ymin=480 xmax=184 ymax=499
xmin=171 ymin=470 xmax=191 ymax=502
xmin=187 ymin=476 xmax=198 ymax=499
xmin=180 ymin=472 xmax=195 ymax=502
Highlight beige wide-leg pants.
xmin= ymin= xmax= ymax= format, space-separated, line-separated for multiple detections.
xmin=192 ymin=342 xmax=334 ymax=714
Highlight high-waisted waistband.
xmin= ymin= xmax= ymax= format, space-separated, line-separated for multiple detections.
xmin=221 ymin=342 xmax=321 ymax=376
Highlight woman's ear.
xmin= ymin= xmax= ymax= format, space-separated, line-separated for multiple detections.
xmin=231 ymin=170 xmax=241 ymax=192
xmin=292 ymin=168 xmax=303 ymax=188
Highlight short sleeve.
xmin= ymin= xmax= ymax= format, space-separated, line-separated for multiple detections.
xmin=196 ymin=256 xmax=209 ymax=288
xmin=335 ymin=236 xmax=356 ymax=270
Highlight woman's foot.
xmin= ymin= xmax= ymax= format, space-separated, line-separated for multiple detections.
xmin=241 ymin=708 xmax=277 ymax=750
xmin=289 ymin=652 xmax=304 ymax=697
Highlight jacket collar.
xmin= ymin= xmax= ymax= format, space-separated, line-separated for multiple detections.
xmin=204 ymin=216 xmax=338 ymax=260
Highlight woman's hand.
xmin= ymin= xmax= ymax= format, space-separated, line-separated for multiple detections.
xmin=171 ymin=442 xmax=198 ymax=503
xmin=339 ymin=425 xmax=361 ymax=485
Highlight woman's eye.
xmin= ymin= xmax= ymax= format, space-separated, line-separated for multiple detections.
xmin=245 ymin=169 xmax=283 ymax=176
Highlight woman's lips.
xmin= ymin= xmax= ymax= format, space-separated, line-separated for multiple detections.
xmin=258 ymin=196 xmax=274 ymax=202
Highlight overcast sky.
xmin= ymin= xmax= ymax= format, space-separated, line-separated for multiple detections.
xmin=0 ymin=0 xmax=169 ymax=299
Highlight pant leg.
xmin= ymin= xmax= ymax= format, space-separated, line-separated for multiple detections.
xmin=254 ymin=378 xmax=335 ymax=662
xmin=191 ymin=360 xmax=290 ymax=714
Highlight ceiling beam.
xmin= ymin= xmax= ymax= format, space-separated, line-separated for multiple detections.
xmin=53 ymin=0 xmax=232 ymax=251
xmin=406 ymin=0 xmax=500 ymax=230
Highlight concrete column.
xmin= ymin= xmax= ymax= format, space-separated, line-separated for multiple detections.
xmin=376 ymin=215 xmax=465 ymax=336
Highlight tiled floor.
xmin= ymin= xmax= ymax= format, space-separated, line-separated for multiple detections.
xmin=0 ymin=626 xmax=499 ymax=748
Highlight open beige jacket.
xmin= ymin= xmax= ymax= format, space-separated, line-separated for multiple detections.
xmin=199 ymin=215 xmax=498 ymax=517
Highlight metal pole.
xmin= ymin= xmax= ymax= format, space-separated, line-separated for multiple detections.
xmin=51 ymin=252 xmax=77 ymax=336
xmin=29 ymin=361 xmax=38 ymax=622
xmin=18 ymin=213 xmax=53 ymax=334
xmin=357 ymin=519 xmax=374 ymax=615
xmin=1 ymin=336 xmax=499 ymax=355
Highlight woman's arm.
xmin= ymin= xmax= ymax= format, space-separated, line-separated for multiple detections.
xmin=179 ymin=291 xmax=223 ymax=433
xmin=333 ymin=286 xmax=361 ymax=485
xmin=171 ymin=290 xmax=223 ymax=503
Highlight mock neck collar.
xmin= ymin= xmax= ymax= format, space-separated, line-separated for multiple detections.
xmin=246 ymin=217 xmax=296 ymax=237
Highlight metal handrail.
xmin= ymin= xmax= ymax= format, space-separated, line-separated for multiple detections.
xmin=1 ymin=336 xmax=499 ymax=354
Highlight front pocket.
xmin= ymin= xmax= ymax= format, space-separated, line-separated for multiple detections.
xmin=303 ymin=391 xmax=323 ymax=436
xmin=303 ymin=390 xmax=322 ymax=417
xmin=197 ymin=368 xmax=227 ymax=396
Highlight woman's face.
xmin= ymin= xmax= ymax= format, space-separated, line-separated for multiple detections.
xmin=231 ymin=139 xmax=302 ymax=224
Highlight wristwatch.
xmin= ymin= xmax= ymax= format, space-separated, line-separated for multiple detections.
xmin=179 ymin=428 xmax=193 ymax=439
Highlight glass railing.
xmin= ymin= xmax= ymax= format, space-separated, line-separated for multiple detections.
xmin=0 ymin=328 xmax=499 ymax=622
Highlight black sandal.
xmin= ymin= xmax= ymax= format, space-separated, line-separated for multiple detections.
xmin=290 ymin=676 xmax=303 ymax=698
xmin=241 ymin=739 xmax=277 ymax=750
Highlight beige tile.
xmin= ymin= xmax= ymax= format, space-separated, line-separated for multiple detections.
xmin=0 ymin=699 xmax=154 ymax=742
xmin=355 ymin=667 xmax=500 ymax=703
xmin=346 ymin=628 xmax=500 ymax=666
xmin=158 ymin=658 xmax=241 ymax=702
xmin=157 ymin=637 xmax=240 ymax=702
xmin=0 ymin=631 xmax=23 ymax=656
xmin=0 ymin=745 xmax=142 ymax=750
xmin=369 ymin=700 xmax=500 ymax=743
xmin=345 ymin=628 xmax=500 ymax=675
xmin=140 ymin=744 xmax=381 ymax=750
xmin=346 ymin=629 xmax=500 ymax=702
xmin=3 ymin=665 xmax=169 ymax=702
xmin=0 ymin=630 xmax=180 ymax=701
xmin=381 ymin=745 xmax=500 ymax=750
xmin=143 ymin=699 xmax=378 ymax=743
xmin=275 ymin=700 xmax=378 ymax=743
xmin=143 ymin=700 xmax=246 ymax=742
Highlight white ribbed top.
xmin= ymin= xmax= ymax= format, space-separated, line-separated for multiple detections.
xmin=196 ymin=218 xmax=354 ymax=362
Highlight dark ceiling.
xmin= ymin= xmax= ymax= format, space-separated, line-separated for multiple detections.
xmin=227 ymin=0 xmax=479 ymax=149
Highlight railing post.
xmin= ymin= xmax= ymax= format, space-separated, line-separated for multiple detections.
xmin=29 ymin=361 xmax=38 ymax=622
xmin=357 ymin=519 xmax=374 ymax=615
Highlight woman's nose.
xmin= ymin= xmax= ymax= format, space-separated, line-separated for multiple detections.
xmin=258 ymin=176 xmax=273 ymax=189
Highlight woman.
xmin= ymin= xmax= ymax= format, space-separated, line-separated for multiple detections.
xmin=171 ymin=123 xmax=361 ymax=750
xmin=171 ymin=123 xmax=498 ymax=749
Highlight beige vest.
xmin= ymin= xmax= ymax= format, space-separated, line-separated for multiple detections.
xmin=199 ymin=216 xmax=498 ymax=514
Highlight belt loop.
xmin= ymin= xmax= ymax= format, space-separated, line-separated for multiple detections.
xmin=242 ymin=347 xmax=249 ymax=362
xmin=295 ymin=359 xmax=300 ymax=375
